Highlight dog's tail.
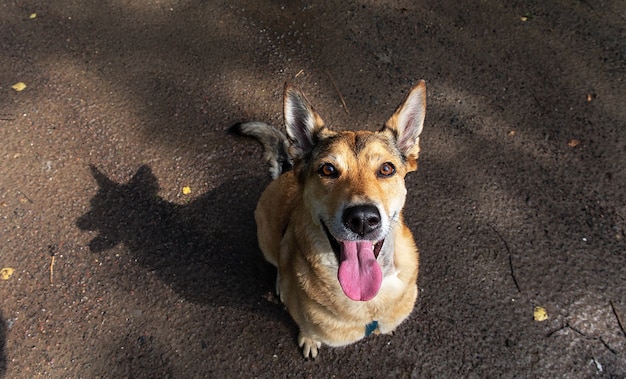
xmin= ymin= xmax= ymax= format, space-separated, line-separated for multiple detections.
xmin=229 ymin=121 xmax=292 ymax=179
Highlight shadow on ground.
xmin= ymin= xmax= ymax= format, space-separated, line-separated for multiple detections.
xmin=76 ymin=165 xmax=276 ymax=308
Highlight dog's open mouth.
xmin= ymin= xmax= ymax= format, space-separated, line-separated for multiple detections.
xmin=322 ymin=222 xmax=384 ymax=258
xmin=322 ymin=222 xmax=384 ymax=302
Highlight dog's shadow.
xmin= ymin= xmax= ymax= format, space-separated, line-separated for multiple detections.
xmin=77 ymin=165 xmax=277 ymax=308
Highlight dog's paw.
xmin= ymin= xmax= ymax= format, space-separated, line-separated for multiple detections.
xmin=298 ymin=333 xmax=321 ymax=359
xmin=275 ymin=273 xmax=281 ymax=296
xmin=275 ymin=273 xmax=286 ymax=303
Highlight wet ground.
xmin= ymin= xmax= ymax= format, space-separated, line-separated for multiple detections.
xmin=1 ymin=0 xmax=625 ymax=377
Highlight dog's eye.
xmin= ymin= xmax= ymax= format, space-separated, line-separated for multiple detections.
xmin=378 ymin=162 xmax=396 ymax=177
xmin=318 ymin=163 xmax=339 ymax=178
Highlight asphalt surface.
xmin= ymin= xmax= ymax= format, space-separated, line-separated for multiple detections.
xmin=1 ymin=0 xmax=625 ymax=377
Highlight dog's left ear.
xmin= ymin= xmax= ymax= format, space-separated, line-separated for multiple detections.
xmin=382 ymin=80 xmax=426 ymax=172
xmin=283 ymin=83 xmax=327 ymax=160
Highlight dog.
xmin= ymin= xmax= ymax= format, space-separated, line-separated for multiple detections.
xmin=230 ymin=80 xmax=426 ymax=358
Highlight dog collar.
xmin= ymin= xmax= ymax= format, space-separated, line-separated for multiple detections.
xmin=365 ymin=320 xmax=379 ymax=336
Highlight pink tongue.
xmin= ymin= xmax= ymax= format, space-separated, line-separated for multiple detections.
xmin=337 ymin=241 xmax=383 ymax=301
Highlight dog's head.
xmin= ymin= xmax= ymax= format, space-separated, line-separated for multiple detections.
xmin=283 ymin=81 xmax=425 ymax=301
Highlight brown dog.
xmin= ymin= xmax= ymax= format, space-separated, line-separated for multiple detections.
xmin=230 ymin=80 xmax=426 ymax=358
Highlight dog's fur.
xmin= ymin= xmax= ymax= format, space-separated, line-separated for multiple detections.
xmin=230 ymin=81 xmax=426 ymax=358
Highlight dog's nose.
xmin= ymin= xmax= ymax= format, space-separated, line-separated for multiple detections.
xmin=343 ymin=205 xmax=381 ymax=237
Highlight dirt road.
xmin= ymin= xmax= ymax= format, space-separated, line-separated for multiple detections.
xmin=1 ymin=0 xmax=625 ymax=377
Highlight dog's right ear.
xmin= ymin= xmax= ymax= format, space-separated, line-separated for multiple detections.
xmin=284 ymin=83 xmax=327 ymax=159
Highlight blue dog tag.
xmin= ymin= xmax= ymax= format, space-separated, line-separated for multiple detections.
xmin=365 ymin=320 xmax=379 ymax=336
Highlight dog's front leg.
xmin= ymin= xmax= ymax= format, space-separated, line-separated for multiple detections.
xmin=275 ymin=271 xmax=282 ymax=301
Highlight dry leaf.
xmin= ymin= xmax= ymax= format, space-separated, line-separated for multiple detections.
xmin=534 ymin=306 xmax=548 ymax=321
xmin=568 ymin=139 xmax=580 ymax=147
xmin=0 ymin=267 xmax=15 ymax=280
xmin=11 ymin=82 xmax=27 ymax=92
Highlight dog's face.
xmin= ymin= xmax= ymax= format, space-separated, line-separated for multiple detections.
xmin=283 ymin=82 xmax=426 ymax=302
xmin=303 ymin=131 xmax=408 ymax=242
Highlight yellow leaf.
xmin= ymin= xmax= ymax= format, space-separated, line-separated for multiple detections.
xmin=12 ymin=82 xmax=27 ymax=92
xmin=182 ymin=186 xmax=191 ymax=195
xmin=534 ymin=306 xmax=548 ymax=321
xmin=0 ymin=267 xmax=15 ymax=280
xmin=30 ymin=13 xmax=37 ymax=19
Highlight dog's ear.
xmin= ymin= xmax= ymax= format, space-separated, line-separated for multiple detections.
xmin=382 ymin=80 xmax=426 ymax=171
xmin=284 ymin=83 xmax=326 ymax=159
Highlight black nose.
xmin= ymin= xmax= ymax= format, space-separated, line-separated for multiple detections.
xmin=343 ymin=205 xmax=381 ymax=237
